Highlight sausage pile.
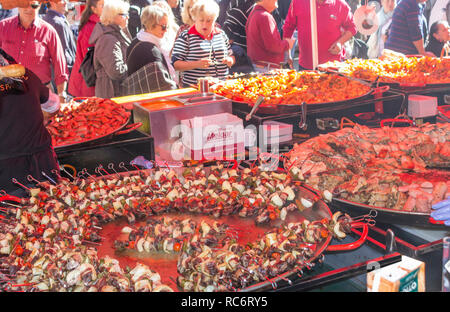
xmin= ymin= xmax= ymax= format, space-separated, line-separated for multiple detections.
xmin=46 ymin=97 xmax=130 ymax=148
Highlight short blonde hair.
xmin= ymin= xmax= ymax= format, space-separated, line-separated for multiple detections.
xmin=100 ymin=0 xmax=130 ymax=26
xmin=181 ymin=0 xmax=197 ymax=26
xmin=191 ymin=0 xmax=219 ymax=22
xmin=151 ymin=1 xmax=180 ymax=32
xmin=141 ymin=5 xmax=167 ymax=31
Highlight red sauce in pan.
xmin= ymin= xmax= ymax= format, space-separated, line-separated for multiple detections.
xmin=96 ymin=211 xmax=317 ymax=291
xmin=140 ymin=100 xmax=183 ymax=111
xmin=96 ymin=214 xmax=277 ymax=290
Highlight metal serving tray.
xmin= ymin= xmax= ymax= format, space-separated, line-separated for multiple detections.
xmin=132 ymin=92 xmax=233 ymax=161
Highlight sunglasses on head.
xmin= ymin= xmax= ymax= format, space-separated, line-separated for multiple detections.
xmin=30 ymin=3 xmax=40 ymax=9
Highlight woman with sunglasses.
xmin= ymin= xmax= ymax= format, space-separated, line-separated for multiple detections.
xmin=152 ymin=0 xmax=179 ymax=56
xmin=67 ymin=0 xmax=104 ymax=97
xmin=123 ymin=5 xmax=177 ymax=94
xmin=89 ymin=0 xmax=131 ymax=98
xmin=125 ymin=5 xmax=177 ymax=93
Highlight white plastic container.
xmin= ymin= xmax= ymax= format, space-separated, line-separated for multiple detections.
xmin=180 ymin=113 xmax=244 ymax=160
xmin=407 ymin=94 xmax=437 ymax=118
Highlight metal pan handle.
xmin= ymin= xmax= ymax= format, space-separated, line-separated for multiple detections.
xmin=298 ymin=101 xmax=307 ymax=130
xmin=380 ymin=118 xmax=414 ymax=127
xmin=0 ymin=194 xmax=22 ymax=203
xmin=245 ymin=96 xmax=265 ymax=121
xmin=372 ymin=85 xmax=390 ymax=94
xmin=428 ymin=217 xmax=445 ymax=225
xmin=114 ymin=122 xmax=142 ymax=136
xmin=325 ymin=221 xmax=369 ymax=252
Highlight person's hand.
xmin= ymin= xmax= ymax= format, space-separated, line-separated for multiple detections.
xmin=288 ymin=57 xmax=294 ymax=69
xmin=59 ymin=95 xmax=67 ymax=105
xmin=222 ymin=56 xmax=234 ymax=67
xmin=42 ymin=110 xmax=53 ymax=126
xmin=286 ymin=38 xmax=296 ymax=50
xmin=431 ymin=196 xmax=450 ymax=226
xmin=197 ymin=59 xmax=213 ymax=69
xmin=328 ymin=41 xmax=343 ymax=55
xmin=285 ymin=52 xmax=293 ymax=69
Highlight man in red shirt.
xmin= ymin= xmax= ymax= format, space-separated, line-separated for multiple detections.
xmin=246 ymin=0 xmax=295 ymax=71
xmin=0 ymin=1 xmax=68 ymax=102
xmin=282 ymin=0 xmax=356 ymax=70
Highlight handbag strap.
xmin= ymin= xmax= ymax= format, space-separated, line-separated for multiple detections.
xmin=127 ymin=40 xmax=145 ymax=60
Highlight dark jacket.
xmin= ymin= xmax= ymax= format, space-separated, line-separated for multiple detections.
xmin=0 ymin=49 xmax=58 ymax=193
xmin=127 ymin=38 xmax=169 ymax=75
xmin=128 ymin=0 xmax=153 ymax=39
xmin=426 ymin=35 xmax=446 ymax=57
xmin=222 ymin=0 xmax=255 ymax=50
xmin=43 ymin=9 xmax=77 ymax=71
xmin=124 ymin=38 xmax=176 ymax=95
xmin=89 ymin=23 xmax=131 ymax=99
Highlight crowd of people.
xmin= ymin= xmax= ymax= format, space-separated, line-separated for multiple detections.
xmin=0 ymin=0 xmax=448 ymax=99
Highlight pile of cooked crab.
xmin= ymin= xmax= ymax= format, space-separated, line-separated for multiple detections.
xmin=0 ymin=165 xmax=351 ymax=292
xmin=286 ymin=123 xmax=450 ymax=212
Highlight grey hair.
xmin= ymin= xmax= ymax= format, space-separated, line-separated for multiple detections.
xmin=141 ymin=5 xmax=167 ymax=31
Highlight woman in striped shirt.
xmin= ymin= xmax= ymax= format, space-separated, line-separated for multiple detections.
xmin=172 ymin=0 xmax=235 ymax=87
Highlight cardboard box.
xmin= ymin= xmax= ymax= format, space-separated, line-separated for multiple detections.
xmin=408 ymin=94 xmax=437 ymax=118
xmin=367 ymin=256 xmax=425 ymax=292
xmin=180 ymin=113 xmax=244 ymax=160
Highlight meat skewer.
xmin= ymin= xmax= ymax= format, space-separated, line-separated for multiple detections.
xmin=0 ymin=164 xmax=354 ymax=292
xmin=11 ymin=178 xmax=30 ymax=193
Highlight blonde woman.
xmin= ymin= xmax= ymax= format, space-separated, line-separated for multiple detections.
xmin=152 ymin=1 xmax=179 ymax=51
xmin=89 ymin=0 xmax=131 ymax=98
xmin=172 ymin=0 xmax=235 ymax=87
xmin=181 ymin=0 xmax=197 ymax=27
